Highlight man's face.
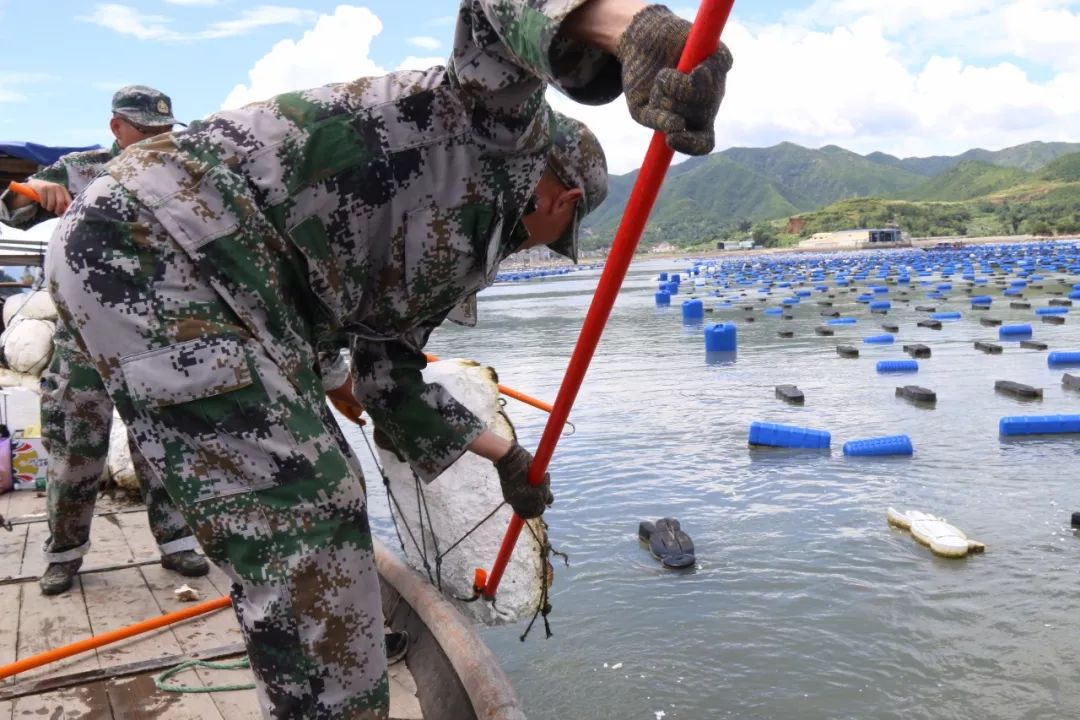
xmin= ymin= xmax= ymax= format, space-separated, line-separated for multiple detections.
xmin=110 ymin=116 xmax=172 ymax=149
xmin=519 ymin=171 xmax=582 ymax=251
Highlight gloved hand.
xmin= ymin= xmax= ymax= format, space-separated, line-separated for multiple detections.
xmin=495 ymin=443 xmax=554 ymax=520
xmin=617 ymin=4 xmax=734 ymax=156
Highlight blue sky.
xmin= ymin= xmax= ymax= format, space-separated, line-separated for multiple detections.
xmin=3 ymin=1 xmax=1080 ymax=174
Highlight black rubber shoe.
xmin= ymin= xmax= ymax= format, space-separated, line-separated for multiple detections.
xmin=40 ymin=559 xmax=82 ymax=596
xmin=385 ymin=630 xmax=409 ymax=665
xmin=160 ymin=550 xmax=210 ymax=577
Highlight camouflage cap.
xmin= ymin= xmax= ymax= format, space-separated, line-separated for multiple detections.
xmin=546 ymin=111 xmax=608 ymax=263
xmin=111 ymin=85 xmax=183 ymax=128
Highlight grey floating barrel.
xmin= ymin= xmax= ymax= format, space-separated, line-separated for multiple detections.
xmin=896 ymin=385 xmax=936 ymax=404
xmin=995 ymin=380 xmax=1043 ymax=399
xmin=917 ymin=320 xmax=943 ymax=330
xmin=1021 ymin=340 xmax=1048 ymax=350
xmin=975 ymin=341 xmax=1003 ymax=354
xmin=836 ymin=345 xmax=859 ymax=358
xmin=1062 ymin=373 xmax=1080 ymax=391
xmin=775 ymin=384 xmax=805 ymax=404
xmin=816 ymin=326 xmax=835 ymax=336
xmin=903 ymin=344 xmax=931 ymax=358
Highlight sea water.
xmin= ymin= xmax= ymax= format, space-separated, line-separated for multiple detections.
xmin=346 ymin=250 xmax=1080 ymax=720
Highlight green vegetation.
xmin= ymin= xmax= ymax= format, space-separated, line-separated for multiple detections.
xmin=580 ymin=142 xmax=1080 ymax=251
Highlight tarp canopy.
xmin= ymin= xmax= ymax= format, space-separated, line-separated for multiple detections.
xmin=0 ymin=142 xmax=103 ymax=167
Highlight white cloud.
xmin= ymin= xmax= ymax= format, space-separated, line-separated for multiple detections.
xmin=164 ymin=0 xmax=220 ymax=5
xmin=408 ymin=36 xmax=441 ymax=50
xmin=81 ymin=4 xmax=174 ymax=40
xmin=80 ymin=3 xmax=316 ymax=41
xmin=222 ymin=6 xmax=389 ymax=108
xmin=554 ymin=1 xmax=1080 ymax=173
xmin=215 ymin=0 xmax=1080 ymax=176
xmin=200 ymin=6 xmax=318 ymax=39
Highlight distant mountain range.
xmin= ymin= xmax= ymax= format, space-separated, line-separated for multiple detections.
xmin=581 ymin=140 xmax=1080 ymax=248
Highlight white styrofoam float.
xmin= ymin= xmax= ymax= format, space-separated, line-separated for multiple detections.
xmin=373 ymin=358 xmax=551 ymax=625
xmin=887 ymin=507 xmax=986 ymax=558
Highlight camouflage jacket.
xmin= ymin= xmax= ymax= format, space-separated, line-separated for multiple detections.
xmin=105 ymin=0 xmax=621 ymax=482
xmin=0 ymin=143 xmax=120 ymax=227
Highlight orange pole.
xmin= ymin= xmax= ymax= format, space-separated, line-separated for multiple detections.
xmin=0 ymin=595 xmax=232 ymax=680
xmin=424 ymin=353 xmax=554 ymax=414
xmin=7 ymin=181 xmax=41 ymax=204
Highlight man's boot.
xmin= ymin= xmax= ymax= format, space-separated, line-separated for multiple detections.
xmin=160 ymin=550 xmax=210 ymax=577
xmin=40 ymin=559 xmax=82 ymax=596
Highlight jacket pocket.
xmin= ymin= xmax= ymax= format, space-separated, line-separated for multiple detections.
xmin=121 ymin=335 xmax=253 ymax=408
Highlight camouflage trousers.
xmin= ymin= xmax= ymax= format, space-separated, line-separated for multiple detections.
xmin=40 ymin=322 xmax=196 ymax=563
xmin=48 ymin=176 xmax=388 ymax=719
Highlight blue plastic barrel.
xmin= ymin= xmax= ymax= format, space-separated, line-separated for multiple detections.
xmin=877 ymin=360 xmax=918 ymax=373
xmin=1069 ymin=290 xmax=1080 ymax=300
xmin=1048 ymin=351 xmax=1080 ymax=366
xmin=999 ymin=324 xmax=1033 ymax=338
xmin=870 ymin=301 xmax=892 ymax=311
xmin=827 ymin=317 xmax=857 ymax=325
xmin=931 ymin=312 xmax=962 ymax=320
xmin=671 ymin=274 xmax=681 ymax=284
xmin=1000 ymin=415 xmax=1080 ymax=436
xmin=705 ymin=323 xmax=737 ymax=352
xmin=1036 ymin=307 xmax=1069 ymax=315
xmin=843 ymin=434 xmax=914 ymax=456
xmin=682 ymin=299 xmax=704 ymax=320
xmin=971 ymin=295 xmax=992 ymax=306
xmin=764 ymin=308 xmax=784 ymax=316
xmin=659 ymin=272 xmax=669 ymax=281
xmin=667 ymin=282 xmax=679 ymax=296
xmin=655 ymin=291 xmax=671 ymax=306
xmin=863 ymin=334 xmax=895 ymax=344
xmin=748 ymin=421 xmax=830 ymax=449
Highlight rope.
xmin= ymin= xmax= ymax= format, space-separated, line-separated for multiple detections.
xmin=360 ymin=422 xmax=565 ymax=638
xmin=155 ymin=657 xmax=255 ymax=693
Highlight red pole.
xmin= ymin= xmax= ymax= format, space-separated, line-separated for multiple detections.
xmin=483 ymin=0 xmax=737 ymax=600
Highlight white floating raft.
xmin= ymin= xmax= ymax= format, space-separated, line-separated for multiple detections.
xmin=887 ymin=507 xmax=986 ymax=558
xmin=375 ymin=358 xmax=551 ymax=626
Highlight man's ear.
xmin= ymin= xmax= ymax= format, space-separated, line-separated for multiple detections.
xmin=109 ymin=116 xmax=123 ymax=141
xmin=555 ymin=187 xmax=584 ymax=214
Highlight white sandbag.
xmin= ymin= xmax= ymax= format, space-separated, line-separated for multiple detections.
xmin=1 ymin=317 xmax=55 ymax=375
xmin=3 ymin=290 xmax=57 ymax=326
xmin=375 ymin=358 xmax=551 ymax=626
xmin=105 ymin=410 xmax=139 ymax=491
xmin=0 ymin=367 xmax=42 ymax=391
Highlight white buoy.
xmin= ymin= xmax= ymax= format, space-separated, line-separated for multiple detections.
xmin=375 ymin=359 xmax=551 ymax=625
xmin=887 ymin=507 xmax=985 ymax=558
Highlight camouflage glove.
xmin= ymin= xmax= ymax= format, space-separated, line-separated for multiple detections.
xmin=495 ymin=443 xmax=554 ymax=520
xmin=617 ymin=4 xmax=734 ymax=156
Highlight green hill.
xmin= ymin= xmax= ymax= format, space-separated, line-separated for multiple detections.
xmin=899 ymin=161 xmax=1030 ymax=202
xmin=1038 ymin=152 xmax=1080 ymax=182
xmin=580 ymin=139 xmax=1080 ymax=251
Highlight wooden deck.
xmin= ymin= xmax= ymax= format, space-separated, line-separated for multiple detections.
xmin=0 ymin=489 xmax=423 ymax=719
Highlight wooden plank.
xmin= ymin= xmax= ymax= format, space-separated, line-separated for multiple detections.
xmin=107 ymin=672 xmax=222 ymax=720
xmin=114 ymin=511 xmax=160 ymax=561
xmin=9 ymin=681 xmax=111 ymax=719
xmin=0 ymin=585 xmax=19 ymax=667
xmin=17 ymin=522 xmax=45 ymax=578
xmin=139 ymin=564 xmax=258 ymax=718
xmin=0 ymin=699 xmax=11 ymax=720
xmin=3 ymin=492 xmax=42 ymax=519
xmin=15 ymin=578 xmax=98 ymax=682
xmin=0 ymin=525 xmax=29 ymax=582
xmin=82 ymin=567 xmax=222 ymax=718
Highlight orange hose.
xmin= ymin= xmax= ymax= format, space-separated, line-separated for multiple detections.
xmin=424 ymin=353 xmax=554 ymax=414
xmin=8 ymin=181 xmax=41 ymax=203
xmin=0 ymin=595 xmax=232 ymax=680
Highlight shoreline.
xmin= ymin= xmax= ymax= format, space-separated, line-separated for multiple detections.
xmin=501 ymin=233 xmax=1080 ymax=272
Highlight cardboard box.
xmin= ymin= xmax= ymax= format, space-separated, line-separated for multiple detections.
xmin=11 ymin=437 xmax=47 ymax=490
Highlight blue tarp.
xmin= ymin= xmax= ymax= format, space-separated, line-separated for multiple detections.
xmin=0 ymin=141 xmax=103 ymax=167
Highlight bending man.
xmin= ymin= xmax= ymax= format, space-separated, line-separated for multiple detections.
xmin=49 ymin=1 xmax=731 ymax=716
